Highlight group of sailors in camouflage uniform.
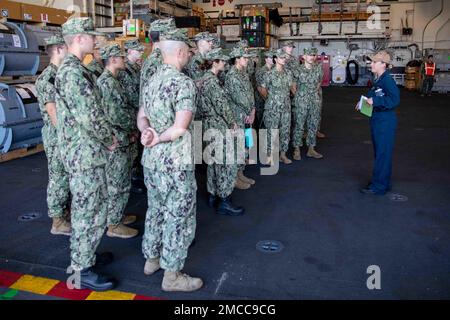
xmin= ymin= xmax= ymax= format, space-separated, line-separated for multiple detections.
xmin=35 ymin=16 xmax=325 ymax=293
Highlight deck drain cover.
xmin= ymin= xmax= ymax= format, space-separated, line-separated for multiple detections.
xmin=18 ymin=212 xmax=42 ymax=222
xmin=256 ymin=240 xmax=284 ymax=253
xmin=389 ymin=193 xmax=408 ymax=202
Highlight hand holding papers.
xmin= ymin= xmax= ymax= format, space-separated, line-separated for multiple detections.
xmin=357 ymin=95 xmax=373 ymax=117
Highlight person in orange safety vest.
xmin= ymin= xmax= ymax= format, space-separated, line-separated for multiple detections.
xmin=421 ymin=55 xmax=436 ymax=97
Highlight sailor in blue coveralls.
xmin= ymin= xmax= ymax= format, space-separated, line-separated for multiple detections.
xmin=360 ymin=51 xmax=400 ymax=195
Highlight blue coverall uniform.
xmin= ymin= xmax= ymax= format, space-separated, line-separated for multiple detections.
xmin=366 ymin=70 xmax=400 ymax=194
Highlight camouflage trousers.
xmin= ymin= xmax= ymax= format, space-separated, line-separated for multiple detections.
xmin=255 ymin=91 xmax=265 ymax=129
xmin=105 ymin=146 xmax=133 ymax=226
xmin=207 ymin=162 xmax=238 ymax=199
xmin=292 ymin=98 xmax=321 ymax=147
xmin=69 ymin=166 xmax=108 ymax=271
xmin=43 ymin=142 xmax=70 ymax=218
xmin=235 ymin=108 xmax=250 ymax=171
xmin=142 ymin=167 xmax=197 ymax=272
xmin=263 ymin=103 xmax=291 ymax=153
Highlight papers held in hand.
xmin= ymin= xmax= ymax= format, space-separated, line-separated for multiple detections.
xmin=357 ymin=96 xmax=373 ymax=117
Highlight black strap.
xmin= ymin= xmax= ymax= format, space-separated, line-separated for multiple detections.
xmin=16 ymin=85 xmax=38 ymax=104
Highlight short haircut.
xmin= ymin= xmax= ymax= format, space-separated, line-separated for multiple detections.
xmin=159 ymin=40 xmax=187 ymax=58
xmin=46 ymin=43 xmax=66 ymax=56
xmin=63 ymin=34 xmax=77 ymax=46
xmin=428 ymin=55 xmax=433 ymax=58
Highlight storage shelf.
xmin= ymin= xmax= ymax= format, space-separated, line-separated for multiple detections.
xmin=95 ymin=3 xmax=111 ymax=8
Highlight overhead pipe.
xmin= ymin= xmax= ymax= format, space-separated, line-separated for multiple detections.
xmin=421 ymin=0 xmax=444 ymax=52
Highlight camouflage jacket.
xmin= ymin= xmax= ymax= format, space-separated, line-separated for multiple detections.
xmin=118 ymin=61 xmax=141 ymax=110
xmin=196 ymin=70 xmax=235 ymax=132
xmin=255 ymin=64 xmax=271 ymax=88
xmin=255 ymin=64 xmax=272 ymax=106
xmin=86 ymin=59 xmax=104 ymax=81
xmin=140 ymin=48 xmax=163 ymax=106
xmin=141 ymin=63 xmax=197 ymax=172
xmin=97 ymin=69 xmax=136 ymax=147
xmin=185 ymin=52 xmax=205 ymax=80
xmin=261 ymin=67 xmax=294 ymax=111
xmin=35 ymin=63 xmax=58 ymax=147
xmin=285 ymin=55 xmax=301 ymax=79
xmin=294 ymin=63 xmax=323 ymax=101
xmin=55 ymin=53 xmax=113 ymax=172
xmin=224 ymin=66 xmax=255 ymax=117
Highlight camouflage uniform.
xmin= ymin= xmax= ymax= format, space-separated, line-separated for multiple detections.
xmin=254 ymin=65 xmax=268 ymax=128
xmin=141 ymin=32 xmax=197 ymax=271
xmin=140 ymin=18 xmax=177 ymax=107
xmin=285 ymin=54 xmax=301 ymax=79
xmin=185 ymin=32 xmax=215 ymax=80
xmin=196 ymin=49 xmax=237 ymax=198
xmin=255 ymin=50 xmax=274 ymax=128
xmin=261 ymin=59 xmax=294 ymax=153
xmin=119 ymin=39 xmax=143 ymax=110
xmin=35 ymin=35 xmax=70 ymax=219
xmin=55 ymin=18 xmax=112 ymax=271
xmin=282 ymin=40 xmax=300 ymax=79
xmin=118 ymin=61 xmax=141 ymax=110
xmin=86 ymin=59 xmax=103 ymax=81
xmin=118 ymin=60 xmax=140 ymax=164
xmin=184 ymin=52 xmax=206 ymax=80
xmin=140 ymin=48 xmax=162 ymax=107
xmin=292 ymin=49 xmax=323 ymax=148
xmin=224 ymin=47 xmax=254 ymax=169
xmin=97 ymin=44 xmax=136 ymax=226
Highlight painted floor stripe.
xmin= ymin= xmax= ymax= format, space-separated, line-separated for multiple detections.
xmin=0 ymin=270 xmax=23 ymax=287
xmin=0 ymin=269 xmax=162 ymax=300
xmin=86 ymin=290 xmax=136 ymax=300
xmin=0 ymin=289 xmax=19 ymax=300
xmin=46 ymin=282 xmax=92 ymax=300
xmin=10 ymin=275 xmax=60 ymax=295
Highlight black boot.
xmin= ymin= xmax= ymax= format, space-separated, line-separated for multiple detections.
xmin=95 ymin=252 xmax=114 ymax=267
xmin=208 ymin=194 xmax=219 ymax=208
xmin=80 ymin=267 xmax=116 ymax=291
xmin=217 ymin=197 xmax=245 ymax=216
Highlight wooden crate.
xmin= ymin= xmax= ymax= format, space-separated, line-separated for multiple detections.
xmin=0 ymin=144 xmax=44 ymax=163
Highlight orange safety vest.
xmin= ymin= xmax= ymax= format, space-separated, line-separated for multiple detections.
xmin=425 ymin=62 xmax=436 ymax=76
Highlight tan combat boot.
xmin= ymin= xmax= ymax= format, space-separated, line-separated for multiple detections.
xmin=266 ymin=154 xmax=274 ymax=166
xmin=144 ymin=257 xmax=160 ymax=276
xmin=238 ymin=169 xmax=255 ymax=185
xmin=306 ymin=147 xmax=323 ymax=159
xmin=106 ymin=223 xmax=138 ymax=239
xmin=122 ymin=215 xmax=137 ymax=225
xmin=317 ymin=131 xmax=326 ymax=138
xmin=280 ymin=152 xmax=292 ymax=164
xmin=51 ymin=217 xmax=71 ymax=236
xmin=235 ymin=177 xmax=251 ymax=190
xmin=162 ymin=271 xmax=203 ymax=292
xmin=293 ymin=147 xmax=301 ymax=161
